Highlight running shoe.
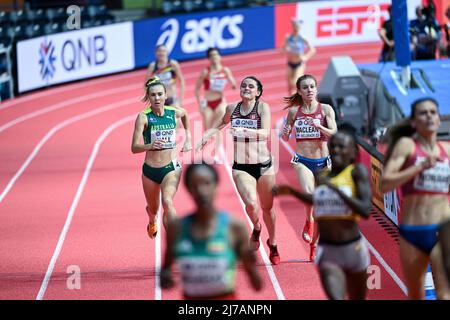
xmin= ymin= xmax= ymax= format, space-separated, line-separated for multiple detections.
xmin=302 ymin=220 xmax=313 ymax=243
xmin=146 ymin=206 xmax=157 ymax=239
xmin=266 ymin=239 xmax=280 ymax=265
xmin=147 ymin=222 xmax=157 ymax=239
xmin=309 ymin=244 xmax=317 ymax=262
xmin=250 ymin=227 xmax=261 ymax=251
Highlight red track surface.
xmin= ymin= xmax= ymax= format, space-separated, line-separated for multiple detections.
xmin=0 ymin=42 xmax=406 ymax=300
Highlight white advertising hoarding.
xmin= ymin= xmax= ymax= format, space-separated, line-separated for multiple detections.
xmin=17 ymin=22 xmax=135 ymax=93
xmin=296 ymin=0 xmax=422 ymax=46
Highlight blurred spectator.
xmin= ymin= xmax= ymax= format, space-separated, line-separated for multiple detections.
xmin=378 ymin=5 xmax=394 ymax=62
xmin=410 ymin=1 xmax=441 ymax=60
xmin=0 ymin=53 xmax=10 ymax=101
xmin=443 ymin=6 xmax=450 ymax=57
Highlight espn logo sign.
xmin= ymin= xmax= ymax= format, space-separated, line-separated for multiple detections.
xmin=316 ymin=4 xmax=390 ymax=38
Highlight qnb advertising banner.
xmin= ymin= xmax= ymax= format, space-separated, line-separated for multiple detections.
xmin=133 ymin=6 xmax=274 ymax=68
xmin=17 ymin=22 xmax=134 ymax=93
xmin=293 ymin=0 xmax=421 ymax=47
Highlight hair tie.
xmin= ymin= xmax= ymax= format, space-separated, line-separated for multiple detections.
xmin=146 ymin=76 xmax=160 ymax=87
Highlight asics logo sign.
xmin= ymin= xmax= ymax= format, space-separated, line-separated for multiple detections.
xmin=157 ymin=15 xmax=244 ymax=54
xmin=156 ymin=19 xmax=179 ymax=54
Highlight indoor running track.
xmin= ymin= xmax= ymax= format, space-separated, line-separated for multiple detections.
xmin=0 ymin=42 xmax=406 ymax=300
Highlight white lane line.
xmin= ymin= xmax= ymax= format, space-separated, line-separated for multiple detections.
xmin=218 ymin=146 xmax=286 ymax=300
xmin=0 ymin=85 xmax=141 ymax=133
xmin=155 ymin=205 xmax=162 ymax=300
xmin=0 ymin=98 xmax=137 ymax=205
xmin=274 ymin=117 xmax=407 ymax=296
xmin=31 ymin=109 xmax=199 ymax=300
xmin=156 ymin=113 xmax=200 ymax=300
xmin=0 ymin=71 xmax=143 ymax=111
xmin=36 ymin=114 xmax=136 ymax=300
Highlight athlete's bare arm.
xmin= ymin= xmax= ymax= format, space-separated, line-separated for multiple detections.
xmin=381 ymin=137 xmax=435 ymax=192
xmin=145 ymin=62 xmax=155 ymax=81
xmin=131 ymin=113 xmax=163 ymax=153
xmin=314 ymin=104 xmax=337 ymax=138
xmin=302 ymin=38 xmax=316 ymax=62
xmin=272 ymin=184 xmax=313 ymax=204
xmin=171 ymin=60 xmax=185 ymax=105
xmin=224 ymin=67 xmax=237 ymax=89
xmin=174 ymin=107 xmax=192 ymax=152
xmin=195 ymin=69 xmax=208 ymax=106
xmin=196 ymin=103 xmax=234 ymax=151
xmin=281 ymin=107 xmax=297 ymax=141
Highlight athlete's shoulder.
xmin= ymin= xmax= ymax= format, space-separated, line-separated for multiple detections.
xmin=439 ymin=141 xmax=450 ymax=156
xmin=164 ymin=106 xmax=177 ymax=111
xmin=320 ymin=103 xmax=333 ymax=112
xmin=287 ymin=105 xmax=299 ymax=116
xmin=352 ymin=163 xmax=369 ymax=179
xmin=394 ymin=136 xmax=415 ymax=155
xmin=258 ymin=100 xmax=270 ymax=109
xmin=142 ymin=108 xmax=152 ymax=115
xmin=227 ymin=102 xmax=239 ymax=112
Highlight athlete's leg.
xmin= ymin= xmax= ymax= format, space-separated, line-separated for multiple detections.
xmin=439 ymin=220 xmax=450 ymax=286
xmin=286 ymin=64 xmax=296 ymax=95
xmin=319 ymin=263 xmax=347 ymax=300
xmin=212 ymin=100 xmax=227 ymax=160
xmin=232 ymin=170 xmax=260 ymax=245
xmin=293 ymin=162 xmax=315 ymax=243
xmin=346 ymin=271 xmax=368 ymax=300
xmin=202 ymin=105 xmax=214 ymax=131
xmin=294 ymin=63 xmax=305 ymax=87
xmin=399 ymin=237 xmax=429 ymax=299
xmin=257 ymin=172 xmax=277 ymax=246
xmin=160 ymin=168 xmax=182 ymax=230
xmin=430 ymin=242 xmax=450 ymax=299
xmin=142 ymin=174 xmax=161 ymax=238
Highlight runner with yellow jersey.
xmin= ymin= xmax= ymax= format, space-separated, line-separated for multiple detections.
xmin=274 ymin=124 xmax=372 ymax=299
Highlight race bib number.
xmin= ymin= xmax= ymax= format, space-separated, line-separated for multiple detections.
xmin=157 ymin=72 xmax=173 ymax=86
xmin=210 ymin=77 xmax=226 ymax=92
xmin=295 ymin=118 xmax=320 ymax=139
xmin=151 ymin=129 xmax=176 ymax=149
xmin=413 ymin=157 xmax=450 ymax=193
xmin=313 ymin=185 xmax=353 ymax=218
xmin=231 ymin=118 xmax=258 ymax=129
xmin=178 ymin=257 xmax=232 ymax=297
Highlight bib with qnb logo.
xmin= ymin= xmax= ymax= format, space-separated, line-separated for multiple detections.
xmin=230 ymin=101 xmax=261 ymax=142
xmin=294 ymin=103 xmax=328 ymax=141
xmin=142 ymin=106 xmax=177 ymax=149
